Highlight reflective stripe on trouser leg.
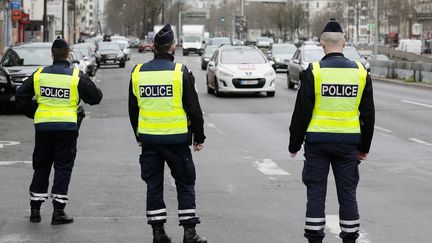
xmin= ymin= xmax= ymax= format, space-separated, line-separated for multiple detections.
xmin=51 ymin=194 xmax=68 ymax=209
xmin=178 ymin=209 xmax=200 ymax=225
xmin=30 ymin=191 xmax=49 ymax=208
xmin=339 ymin=218 xmax=360 ymax=240
xmin=146 ymin=208 xmax=167 ymax=224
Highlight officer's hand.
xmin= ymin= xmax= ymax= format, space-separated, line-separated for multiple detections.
xmin=290 ymin=152 xmax=297 ymax=158
xmin=193 ymin=143 xmax=204 ymax=152
xmin=357 ymin=151 xmax=368 ymax=161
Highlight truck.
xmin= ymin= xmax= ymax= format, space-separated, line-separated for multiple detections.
xmin=181 ymin=25 xmax=205 ymax=56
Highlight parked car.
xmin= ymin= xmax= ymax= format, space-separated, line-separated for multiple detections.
xmin=139 ymin=40 xmax=153 ymax=53
xmin=206 ymin=45 xmax=276 ymax=97
xmin=96 ymin=42 xmax=126 ymax=68
xmin=116 ymin=40 xmax=131 ymax=61
xmin=270 ymin=43 xmax=297 ymax=71
xmin=72 ymin=43 xmax=97 ymax=76
xmin=0 ymin=42 xmax=73 ymax=110
xmin=129 ymin=38 xmax=140 ymax=48
xmin=342 ymin=46 xmax=371 ymax=71
xmin=201 ymin=45 xmax=218 ymax=70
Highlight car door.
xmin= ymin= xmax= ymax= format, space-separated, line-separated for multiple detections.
xmin=288 ymin=50 xmax=300 ymax=81
xmin=207 ymin=50 xmax=218 ymax=88
xmin=292 ymin=50 xmax=302 ymax=82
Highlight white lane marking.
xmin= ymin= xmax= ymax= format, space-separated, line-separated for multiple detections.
xmin=0 ymin=161 xmax=32 ymax=165
xmin=206 ymin=123 xmax=223 ymax=134
xmin=0 ymin=141 xmax=20 ymax=149
xmin=374 ymin=125 xmax=392 ymax=133
xmin=401 ymin=100 xmax=432 ymax=109
xmin=409 ymin=138 xmax=432 ymax=146
xmin=96 ymin=79 xmax=101 ymax=82
xmin=255 ymin=159 xmax=290 ymax=176
xmin=326 ymin=215 xmax=371 ymax=243
xmin=243 ymin=156 xmax=254 ymax=159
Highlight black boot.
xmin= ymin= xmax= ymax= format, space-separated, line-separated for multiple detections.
xmin=183 ymin=226 xmax=207 ymax=243
xmin=51 ymin=209 xmax=74 ymax=225
xmin=152 ymin=225 xmax=172 ymax=243
xmin=30 ymin=209 xmax=41 ymax=223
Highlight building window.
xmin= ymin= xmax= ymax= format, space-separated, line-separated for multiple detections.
xmin=360 ymin=19 xmax=367 ymax=25
xmin=89 ymin=20 xmax=93 ymax=25
xmin=316 ymin=2 xmax=319 ymax=8
xmin=328 ymin=2 xmax=331 ymax=8
xmin=89 ymin=4 xmax=93 ymax=9
xmin=89 ymin=12 xmax=93 ymax=17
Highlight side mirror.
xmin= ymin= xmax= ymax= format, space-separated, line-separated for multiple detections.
xmin=208 ymin=61 xmax=215 ymax=67
xmin=293 ymin=59 xmax=300 ymax=64
xmin=269 ymin=60 xmax=275 ymax=66
xmin=202 ymin=40 xmax=206 ymax=44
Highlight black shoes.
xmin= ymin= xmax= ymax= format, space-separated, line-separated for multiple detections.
xmin=183 ymin=227 xmax=207 ymax=243
xmin=152 ymin=226 xmax=172 ymax=243
xmin=51 ymin=209 xmax=74 ymax=225
xmin=30 ymin=209 xmax=41 ymax=223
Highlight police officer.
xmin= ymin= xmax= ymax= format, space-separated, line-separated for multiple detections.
xmin=128 ymin=24 xmax=207 ymax=243
xmin=16 ymin=37 xmax=103 ymax=225
xmin=288 ymin=19 xmax=375 ymax=243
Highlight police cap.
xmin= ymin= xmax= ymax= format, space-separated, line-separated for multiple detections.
xmin=154 ymin=24 xmax=174 ymax=45
xmin=322 ymin=18 xmax=343 ymax=34
xmin=52 ymin=36 xmax=69 ymax=49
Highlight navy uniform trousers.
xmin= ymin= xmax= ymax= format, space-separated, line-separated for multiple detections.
xmin=140 ymin=144 xmax=200 ymax=226
xmin=30 ymin=131 xmax=78 ymax=210
xmin=303 ymin=143 xmax=360 ymax=243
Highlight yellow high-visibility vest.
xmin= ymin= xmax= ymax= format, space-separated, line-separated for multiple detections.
xmin=306 ymin=61 xmax=367 ymax=134
xmin=33 ymin=67 xmax=79 ymax=124
xmin=132 ymin=63 xmax=188 ymax=136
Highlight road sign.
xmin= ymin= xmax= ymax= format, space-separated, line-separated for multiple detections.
xmin=368 ymin=23 xmax=376 ymax=30
xmin=10 ymin=0 xmax=21 ymax=10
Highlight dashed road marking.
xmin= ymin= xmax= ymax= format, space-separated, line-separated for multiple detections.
xmin=326 ymin=215 xmax=371 ymax=243
xmin=374 ymin=125 xmax=392 ymax=133
xmin=401 ymin=100 xmax=432 ymax=109
xmin=0 ymin=141 xmax=20 ymax=149
xmin=0 ymin=161 xmax=32 ymax=165
xmin=409 ymin=138 xmax=432 ymax=146
xmin=206 ymin=123 xmax=223 ymax=134
xmin=255 ymin=159 xmax=289 ymax=176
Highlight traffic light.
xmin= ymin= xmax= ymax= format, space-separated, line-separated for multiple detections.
xmin=220 ymin=16 xmax=225 ymax=22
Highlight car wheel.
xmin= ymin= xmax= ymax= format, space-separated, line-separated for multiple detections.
xmin=267 ymin=91 xmax=275 ymax=97
xmin=214 ymin=78 xmax=222 ymax=97
xmin=119 ymin=62 xmax=126 ymax=68
xmin=287 ymin=72 xmax=295 ymax=89
xmin=201 ymin=64 xmax=206 ymax=70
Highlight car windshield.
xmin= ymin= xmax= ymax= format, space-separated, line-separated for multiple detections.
xmin=184 ymin=36 xmax=201 ymax=42
xmin=303 ymin=49 xmax=325 ymax=62
xmin=4 ymin=47 xmax=52 ymax=66
xmin=343 ymin=48 xmax=362 ymax=60
xmin=75 ymin=47 xmax=91 ymax=57
xmin=204 ymin=46 xmax=218 ymax=57
xmin=221 ymin=48 xmax=266 ymax=64
xmin=257 ymin=37 xmax=270 ymax=42
xmin=208 ymin=38 xmax=230 ymax=45
xmin=72 ymin=50 xmax=84 ymax=60
xmin=99 ymin=43 xmax=120 ymax=51
xmin=117 ymin=42 xmax=127 ymax=49
xmin=272 ymin=45 xmax=297 ymax=54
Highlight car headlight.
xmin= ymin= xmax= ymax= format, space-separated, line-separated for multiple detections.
xmin=264 ymin=69 xmax=276 ymax=77
xmin=274 ymin=57 xmax=280 ymax=63
xmin=0 ymin=74 xmax=8 ymax=84
xmin=204 ymin=58 xmax=210 ymax=61
xmin=219 ymin=70 xmax=234 ymax=78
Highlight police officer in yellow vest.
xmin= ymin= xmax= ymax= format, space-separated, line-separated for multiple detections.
xmin=128 ymin=25 xmax=207 ymax=243
xmin=289 ymin=19 xmax=375 ymax=243
xmin=16 ymin=37 xmax=103 ymax=225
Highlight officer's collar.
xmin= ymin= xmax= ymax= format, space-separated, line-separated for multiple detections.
xmin=154 ymin=52 xmax=174 ymax=62
xmin=322 ymin=52 xmax=345 ymax=60
xmin=53 ymin=59 xmax=71 ymax=67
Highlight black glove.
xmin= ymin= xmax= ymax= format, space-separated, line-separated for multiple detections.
xmin=77 ymin=106 xmax=85 ymax=129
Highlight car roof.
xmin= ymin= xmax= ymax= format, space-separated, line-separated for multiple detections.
xmin=220 ymin=45 xmax=256 ymax=51
xmin=73 ymin=43 xmax=90 ymax=48
xmin=272 ymin=43 xmax=296 ymax=47
xmin=12 ymin=42 xmax=52 ymax=49
xmin=301 ymin=45 xmax=322 ymax=50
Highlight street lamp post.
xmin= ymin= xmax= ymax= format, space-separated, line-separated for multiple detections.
xmin=43 ymin=0 xmax=48 ymax=41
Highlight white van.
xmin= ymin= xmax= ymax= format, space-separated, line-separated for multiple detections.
xmin=396 ymin=39 xmax=422 ymax=55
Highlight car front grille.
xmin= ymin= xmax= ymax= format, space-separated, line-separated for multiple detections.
xmin=10 ymin=75 xmax=28 ymax=84
xmin=102 ymin=54 xmax=117 ymax=59
xmin=232 ymin=78 xmax=266 ymax=88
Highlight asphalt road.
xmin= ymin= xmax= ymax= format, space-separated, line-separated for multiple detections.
xmin=1 ymin=50 xmax=431 ymax=243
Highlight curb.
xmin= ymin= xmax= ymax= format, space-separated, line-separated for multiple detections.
xmin=372 ymin=76 xmax=432 ymax=89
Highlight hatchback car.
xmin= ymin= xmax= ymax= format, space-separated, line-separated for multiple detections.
xmin=72 ymin=43 xmax=97 ymax=76
xmin=206 ymin=46 xmax=276 ymax=97
xmin=96 ymin=42 xmax=126 ymax=68
xmin=271 ymin=43 xmax=297 ymax=71
xmin=201 ymin=45 xmax=218 ymax=70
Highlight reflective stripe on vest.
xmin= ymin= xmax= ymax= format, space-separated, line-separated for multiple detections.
xmin=33 ymin=67 xmax=79 ymax=124
xmin=132 ymin=63 xmax=188 ymax=136
xmin=306 ymin=61 xmax=366 ymax=134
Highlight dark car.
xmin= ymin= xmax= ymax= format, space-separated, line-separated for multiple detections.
xmin=72 ymin=43 xmax=98 ymax=76
xmin=270 ymin=43 xmax=297 ymax=71
xmin=201 ymin=45 xmax=218 ymax=70
xmin=0 ymin=43 xmax=54 ymax=110
xmin=96 ymin=42 xmax=126 ymax=68
xmin=138 ymin=40 xmax=153 ymax=53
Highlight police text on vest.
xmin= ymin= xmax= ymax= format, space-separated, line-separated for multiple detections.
xmin=40 ymin=86 xmax=71 ymax=99
xmin=139 ymin=85 xmax=173 ymax=98
xmin=321 ymin=84 xmax=358 ymax=97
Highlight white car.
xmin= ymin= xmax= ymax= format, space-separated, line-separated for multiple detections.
xmin=115 ymin=40 xmax=131 ymax=61
xmin=206 ymin=45 xmax=277 ymax=97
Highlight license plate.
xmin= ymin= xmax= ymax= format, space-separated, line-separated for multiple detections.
xmin=108 ymin=55 xmax=116 ymax=59
xmin=106 ymin=60 xmax=115 ymax=63
xmin=240 ymin=80 xmax=258 ymax=85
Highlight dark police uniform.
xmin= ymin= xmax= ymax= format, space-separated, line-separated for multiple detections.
xmin=128 ymin=24 xmax=206 ymax=243
xmin=289 ymin=20 xmax=375 ymax=243
xmin=16 ymin=39 xmax=102 ymax=224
